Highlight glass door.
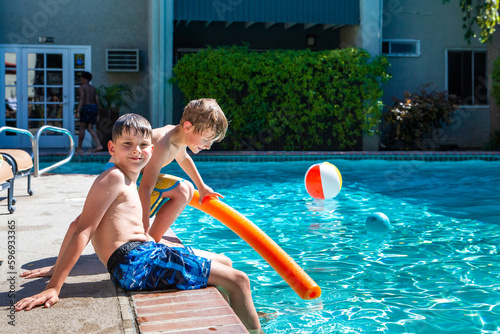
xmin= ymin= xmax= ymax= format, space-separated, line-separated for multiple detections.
xmin=4 ymin=53 xmax=18 ymax=129
xmin=1 ymin=49 xmax=20 ymax=147
xmin=1 ymin=45 xmax=90 ymax=149
xmin=21 ymin=48 xmax=69 ymax=148
xmin=72 ymin=51 xmax=91 ymax=147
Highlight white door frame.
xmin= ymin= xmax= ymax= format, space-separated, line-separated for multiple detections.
xmin=1 ymin=44 xmax=91 ymax=148
xmin=21 ymin=47 xmax=69 ymax=148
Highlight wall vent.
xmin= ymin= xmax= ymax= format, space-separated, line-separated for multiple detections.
xmin=106 ymin=49 xmax=139 ymax=72
xmin=382 ymin=40 xmax=420 ymax=57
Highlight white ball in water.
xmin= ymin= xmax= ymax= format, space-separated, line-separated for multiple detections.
xmin=365 ymin=212 xmax=391 ymax=233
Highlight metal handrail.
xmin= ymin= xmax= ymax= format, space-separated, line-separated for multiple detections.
xmin=35 ymin=125 xmax=75 ymax=177
xmin=0 ymin=126 xmax=36 ymax=152
xmin=0 ymin=125 xmax=75 ymax=177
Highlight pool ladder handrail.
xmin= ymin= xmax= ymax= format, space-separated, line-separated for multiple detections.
xmin=0 ymin=125 xmax=75 ymax=177
xmin=35 ymin=125 xmax=75 ymax=176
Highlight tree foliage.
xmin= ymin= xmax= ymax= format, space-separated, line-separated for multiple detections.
xmin=171 ymin=46 xmax=390 ymax=151
xmin=443 ymin=0 xmax=500 ymax=43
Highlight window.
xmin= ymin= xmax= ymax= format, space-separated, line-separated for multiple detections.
xmin=4 ymin=52 xmax=18 ymax=130
xmin=447 ymin=50 xmax=487 ymax=105
xmin=382 ymin=39 xmax=420 ymax=57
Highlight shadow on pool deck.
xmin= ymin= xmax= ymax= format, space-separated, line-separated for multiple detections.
xmin=0 ymin=173 xmax=248 ymax=333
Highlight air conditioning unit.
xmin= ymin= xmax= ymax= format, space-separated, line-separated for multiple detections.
xmin=382 ymin=40 xmax=420 ymax=57
xmin=106 ymin=49 xmax=139 ymax=72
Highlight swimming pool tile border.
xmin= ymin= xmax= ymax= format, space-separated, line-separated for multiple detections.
xmin=40 ymin=151 xmax=500 ymax=163
xmin=190 ymin=151 xmax=500 ymax=162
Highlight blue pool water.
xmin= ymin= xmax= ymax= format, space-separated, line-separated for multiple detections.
xmin=50 ymin=159 xmax=500 ymax=333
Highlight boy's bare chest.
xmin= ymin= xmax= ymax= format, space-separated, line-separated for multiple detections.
xmin=159 ymin=142 xmax=182 ymax=168
xmin=116 ymin=187 xmax=143 ymax=217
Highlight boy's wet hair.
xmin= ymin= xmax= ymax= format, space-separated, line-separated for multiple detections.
xmin=180 ymin=98 xmax=228 ymax=142
xmin=81 ymin=71 xmax=92 ymax=81
xmin=112 ymin=113 xmax=152 ymax=141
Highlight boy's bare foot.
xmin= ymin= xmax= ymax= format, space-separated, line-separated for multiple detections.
xmin=258 ymin=311 xmax=277 ymax=326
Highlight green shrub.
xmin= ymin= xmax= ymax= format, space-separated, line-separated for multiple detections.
xmin=171 ymin=46 xmax=390 ymax=150
xmin=382 ymin=88 xmax=460 ymax=150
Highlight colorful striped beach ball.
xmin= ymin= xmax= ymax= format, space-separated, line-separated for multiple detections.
xmin=304 ymin=162 xmax=342 ymax=199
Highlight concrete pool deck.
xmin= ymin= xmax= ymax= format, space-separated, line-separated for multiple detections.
xmin=0 ymin=173 xmax=249 ymax=333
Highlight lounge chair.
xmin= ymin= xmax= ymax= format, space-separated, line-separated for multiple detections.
xmin=0 ymin=149 xmax=34 ymax=200
xmin=0 ymin=156 xmax=15 ymax=213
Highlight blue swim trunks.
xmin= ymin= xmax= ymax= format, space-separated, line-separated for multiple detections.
xmin=107 ymin=241 xmax=211 ymax=291
xmin=79 ymin=104 xmax=98 ymax=124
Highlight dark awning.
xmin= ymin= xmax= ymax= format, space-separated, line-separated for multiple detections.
xmin=174 ymin=0 xmax=359 ymax=29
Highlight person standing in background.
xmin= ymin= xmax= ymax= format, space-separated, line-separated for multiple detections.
xmin=76 ymin=71 xmax=103 ymax=153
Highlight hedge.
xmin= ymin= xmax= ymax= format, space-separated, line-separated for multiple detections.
xmin=171 ymin=46 xmax=390 ymax=150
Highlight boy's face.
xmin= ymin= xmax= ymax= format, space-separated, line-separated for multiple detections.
xmin=109 ymin=130 xmax=153 ymax=171
xmin=184 ymin=123 xmax=216 ymax=154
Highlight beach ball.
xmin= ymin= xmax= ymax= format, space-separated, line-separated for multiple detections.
xmin=365 ymin=212 xmax=391 ymax=233
xmin=304 ymin=162 xmax=342 ymax=199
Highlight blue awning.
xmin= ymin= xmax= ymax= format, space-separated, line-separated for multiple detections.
xmin=174 ymin=0 xmax=359 ymax=26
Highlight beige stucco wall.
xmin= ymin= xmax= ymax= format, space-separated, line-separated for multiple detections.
xmin=382 ymin=0 xmax=484 ymax=95
xmin=382 ymin=0 xmax=490 ymax=150
xmin=442 ymin=107 xmax=491 ymax=149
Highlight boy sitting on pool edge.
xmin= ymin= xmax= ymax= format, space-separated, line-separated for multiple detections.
xmin=21 ymin=98 xmax=231 ymax=277
xmin=15 ymin=114 xmax=262 ymax=332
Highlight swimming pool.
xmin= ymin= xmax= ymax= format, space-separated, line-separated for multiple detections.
xmin=49 ymin=159 xmax=500 ymax=333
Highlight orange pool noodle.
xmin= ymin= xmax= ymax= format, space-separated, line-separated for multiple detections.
xmin=188 ymin=191 xmax=321 ymax=300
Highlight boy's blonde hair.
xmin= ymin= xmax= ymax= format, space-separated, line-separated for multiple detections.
xmin=180 ymin=98 xmax=228 ymax=142
xmin=112 ymin=113 xmax=152 ymax=141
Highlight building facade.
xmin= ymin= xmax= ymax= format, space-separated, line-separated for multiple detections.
xmin=381 ymin=0 xmax=489 ymax=150
xmin=0 ymin=0 xmax=492 ymax=150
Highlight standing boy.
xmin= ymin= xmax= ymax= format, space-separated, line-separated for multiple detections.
xmin=76 ymin=71 xmax=103 ymax=153
xmin=15 ymin=114 xmax=262 ymax=332
xmin=138 ymin=98 xmax=228 ymax=241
